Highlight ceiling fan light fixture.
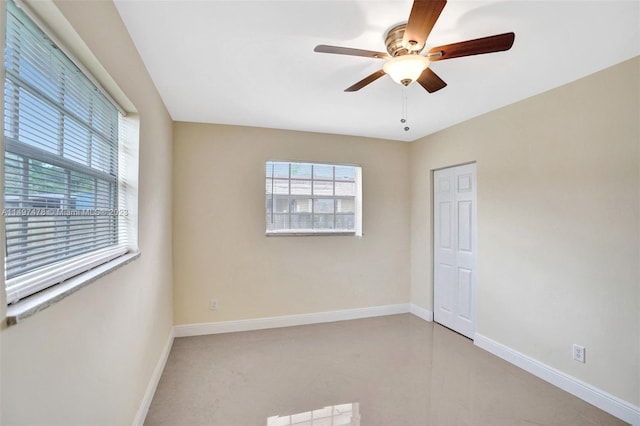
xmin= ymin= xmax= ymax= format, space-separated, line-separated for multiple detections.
xmin=383 ymin=54 xmax=430 ymax=86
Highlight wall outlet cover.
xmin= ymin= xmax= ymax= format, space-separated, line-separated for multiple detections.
xmin=573 ymin=344 xmax=585 ymax=363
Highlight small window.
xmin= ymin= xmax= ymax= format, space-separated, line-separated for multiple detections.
xmin=266 ymin=161 xmax=362 ymax=236
xmin=3 ymin=0 xmax=136 ymax=303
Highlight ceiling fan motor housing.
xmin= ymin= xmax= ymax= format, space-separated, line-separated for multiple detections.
xmin=385 ymin=24 xmax=413 ymax=57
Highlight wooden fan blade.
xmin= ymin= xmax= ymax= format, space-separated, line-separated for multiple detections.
xmin=416 ymin=67 xmax=447 ymax=93
xmin=314 ymin=45 xmax=390 ymax=59
xmin=345 ymin=69 xmax=386 ymax=92
xmin=403 ymin=0 xmax=447 ymax=52
xmin=427 ymin=32 xmax=515 ymax=61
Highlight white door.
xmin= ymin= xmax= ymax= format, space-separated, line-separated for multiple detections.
xmin=433 ymin=163 xmax=477 ymax=339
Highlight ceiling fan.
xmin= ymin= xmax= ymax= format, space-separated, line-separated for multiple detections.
xmin=314 ymin=0 xmax=515 ymax=93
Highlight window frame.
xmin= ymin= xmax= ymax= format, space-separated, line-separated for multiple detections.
xmin=1 ymin=0 xmax=139 ymax=318
xmin=265 ymin=160 xmax=363 ymax=237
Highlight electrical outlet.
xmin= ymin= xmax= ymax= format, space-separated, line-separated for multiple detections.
xmin=209 ymin=299 xmax=218 ymax=311
xmin=573 ymin=344 xmax=585 ymax=363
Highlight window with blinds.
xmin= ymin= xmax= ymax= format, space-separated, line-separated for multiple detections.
xmin=3 ymin=0 xmax=131 ymax=303
xmin=265 ymin=161 xmax=362 ymax=235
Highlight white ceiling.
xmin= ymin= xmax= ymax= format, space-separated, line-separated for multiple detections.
xmin=114 ymin=1 xmax=640 ymax=142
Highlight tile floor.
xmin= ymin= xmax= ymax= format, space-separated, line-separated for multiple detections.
xmin=145 ymin=314 xmax=624 ymax=425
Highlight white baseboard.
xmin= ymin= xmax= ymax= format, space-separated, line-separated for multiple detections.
xmin=174 ymin=303 xmax=411 ymax=337
xmin=409 ymin=304 xmax=433 ymax=322
xmin=133 ymin=328 xmax=175 ymax=426
xmin=474 ymin=333 xmax=640 ymax=426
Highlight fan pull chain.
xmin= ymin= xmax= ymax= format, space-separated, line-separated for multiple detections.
xmin=400 ymin=87 xmax=409 ymax=131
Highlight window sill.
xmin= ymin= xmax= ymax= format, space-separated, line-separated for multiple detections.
xmin=5 ymin=251 xmax=140 ymax=326
xmin=266 ymin=231 xmax=357 ymax=237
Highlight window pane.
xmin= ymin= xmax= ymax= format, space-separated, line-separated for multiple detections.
xmin=313 ymin=180 xmax=333 ymax=196
xmin=292 ymin=198 xmax=312 ymax=213
xmin=91 ymin=134 xmax=115 ymax=174
xmin=90 ymin=97 xmax=118 ymax=138
xmin=265 ymin=198 xmax=273 ymax=215
xmin=291 ymin=179 xmax=311 ymax=195
xmin=272 ymin=162 xmax=289 ymax=178
xmin=3 ymin=153 xmax=22 ymax=197
xmin=335 ymin=214 xmax=355 ymax=230
xmin=335 ymin=166 xmax=355 ymax=181
xmin=28 ymin=159 xmax=65 ymax=197
xmin=4 ymin=81 xmax=15 ymax=139
xmin=63 ymin=73 xmax=91 ymax=122
xmin=313 ymin=164 xmax=333 ymax=180
xmin=291 ymin=163 xmax=311 ymax=179
xmin=265 ymin=178 xmax=272 ymax=194
xmin=15 ymin=50 xmax=61 ymax=101
xmin=336 ymin=198 xmax=354 ymax=213
xmin=95 ymin=180 xmax=113 ymax=210
xmin=273 ymin=179 xmax=289 ymax=195
xmin=290 ymin=214 xmax=312 ymax=229
xmin=17 ymin=89 xmax=60 ymax=154
xmin=267 ymin=213 xmax=289 ymax=230
xmin=273 ymin=197 xmax=289 ymax=213
xmin=314 ymin=214 xmax=334 ymax=229
xmin=63 ymin=116 xmax=90 ymax=166
xmin=70 ymin=172 xmax=94 ymax=210
xmin=314 ymin=198 xmax=334 ymax=214
xmin=335 ymin=181 xmax=355 ymax=196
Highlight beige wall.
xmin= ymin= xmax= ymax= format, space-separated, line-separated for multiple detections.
xmin=409 ymin=57 xmax=640 ymax=405
xmin=173 ymin=123 xmax=410 ymax=325
xmin=0 ymin=1 xmax=174 ymax=424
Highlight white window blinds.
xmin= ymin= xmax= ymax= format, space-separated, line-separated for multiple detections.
xmin=3 ymin=0 xmax=130 ymax=303
xmin=265 ymin=161 xmax=362 ymax=235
